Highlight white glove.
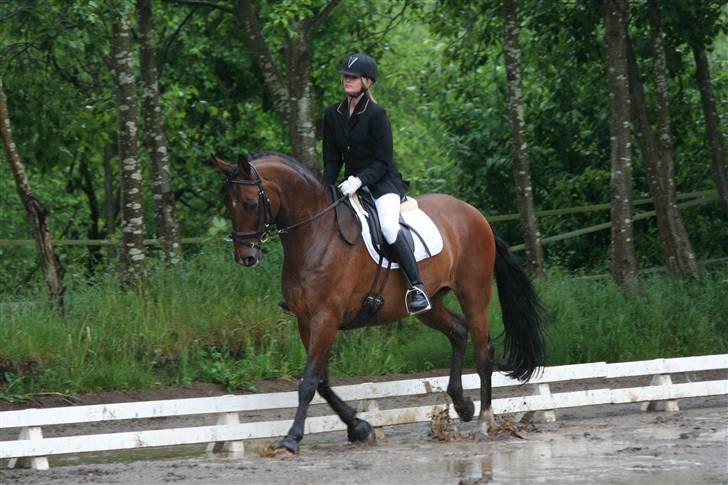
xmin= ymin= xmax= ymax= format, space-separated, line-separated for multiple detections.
xmin=338 ymin=176 xmax=362 ymax=197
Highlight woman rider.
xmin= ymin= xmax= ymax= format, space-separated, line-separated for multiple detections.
xmin=322 ymin=53 xmax=431 ymax=314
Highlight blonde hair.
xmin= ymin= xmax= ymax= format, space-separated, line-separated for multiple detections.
xmin=362 ymin=77 xmax=377 ymax=103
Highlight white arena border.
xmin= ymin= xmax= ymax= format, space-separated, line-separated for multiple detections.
xmin=1 ymin=354 xmax=726 ymax=470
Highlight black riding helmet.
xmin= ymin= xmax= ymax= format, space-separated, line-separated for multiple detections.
xmin=339 ymin=53 xmax=377 ymax=82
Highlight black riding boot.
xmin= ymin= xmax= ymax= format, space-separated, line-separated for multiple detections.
xmin=390 ymin=230 xmax=431 ymax=315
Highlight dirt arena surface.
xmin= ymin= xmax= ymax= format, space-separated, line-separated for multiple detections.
xmin=2 ymin=393 xmax=727 ymax=484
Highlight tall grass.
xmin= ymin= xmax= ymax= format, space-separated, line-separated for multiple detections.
xmin=1 ymin=243 xmax=726 ymax=399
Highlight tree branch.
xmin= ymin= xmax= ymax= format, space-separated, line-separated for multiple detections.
xmin=309 ymin=0 xmax=342 ymax=33
xmin=369 ymin=2 xmax=409 ymax=39
xmin=163 ymin=0 xmax=234 ymax=15
xmin=234 ymin=0 xmax=289 ymax=123
xmin=159 ymin=6 xmax=199 ymax=76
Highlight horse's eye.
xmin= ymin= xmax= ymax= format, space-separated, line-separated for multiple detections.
xmin=245 ymin=201 xmax=259 ymax=212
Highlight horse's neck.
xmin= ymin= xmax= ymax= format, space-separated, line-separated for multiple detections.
xmin=268 ymin=167 xmax=335 ymax=268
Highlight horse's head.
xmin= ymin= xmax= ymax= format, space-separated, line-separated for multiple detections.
xmin=211 ymin=154 xmax=276 ymax=267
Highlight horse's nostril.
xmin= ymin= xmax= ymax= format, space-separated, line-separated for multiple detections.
xmin=243 ymin=256 xmax=257 ymax=267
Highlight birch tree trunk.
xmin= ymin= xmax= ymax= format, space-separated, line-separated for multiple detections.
xmin=137 ymin=0 xmax=182 ymax=265
xmin=0 ymin=77 xmax=65 ymax=310
xmin=691 ymin=41 xmax=728 ymax=216
xmin=111 ymin=10 xmax=146 ymax=286
xmin=605 ymin=0 xmax=638 ymax=290
xmin=646 ymin=0 xmax=699 ymax=278
xmin=502 ymin=0 xmax=545 ymax=279
xmin=285 ymin=23 xmax=318 ymax=170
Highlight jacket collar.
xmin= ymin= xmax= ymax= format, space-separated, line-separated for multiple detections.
xmin=337 ymin=93 xmax=371 ymax=118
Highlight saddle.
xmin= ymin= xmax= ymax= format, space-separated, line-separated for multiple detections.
xmin=350 ymin=190 xmax=424 ymax=262
xmin=349 ymin=191 xmax=435 ymax=266
xmin=342 ymin=191 xmax=443 ymax=328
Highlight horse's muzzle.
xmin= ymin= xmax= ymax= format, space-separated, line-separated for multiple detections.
xmin=235 ymin=252 xmax=260 ymax=267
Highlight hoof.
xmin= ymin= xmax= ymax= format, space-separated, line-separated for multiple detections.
xmin=275 ymin=436 xmax=299 ymax=454
xmin=347 ymin=418 xmax=372 ymax=443
xmin=455 ymin=398 xmax=475 ymax=423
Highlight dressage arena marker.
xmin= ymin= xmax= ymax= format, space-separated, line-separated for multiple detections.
xmin=2 ymin=354 xmax=726 ymax=470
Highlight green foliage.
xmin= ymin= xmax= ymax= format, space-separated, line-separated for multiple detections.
xmin=1 ymin=0 xmax=727 ymax=398
xmin=1 ymin=245 xmax=726 ymax=399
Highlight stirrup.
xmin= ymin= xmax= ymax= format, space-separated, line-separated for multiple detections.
xmin=405 ymin=286 xmax=432 ymax=315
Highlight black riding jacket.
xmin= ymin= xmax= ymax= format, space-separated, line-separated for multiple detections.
xmin=322 ymin=94 xmax=408 ymax=198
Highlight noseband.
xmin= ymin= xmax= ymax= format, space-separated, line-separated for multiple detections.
xmin=227 ymin=164 xmax=346 ymax=250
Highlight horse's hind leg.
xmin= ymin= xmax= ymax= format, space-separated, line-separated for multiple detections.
xmin=458 ymin=291 xmax=495 ymax=438
xmin=317 ymin=368 xmax=372 ymax=442
xmin=417 ymin=292 xmax=474 ymax=422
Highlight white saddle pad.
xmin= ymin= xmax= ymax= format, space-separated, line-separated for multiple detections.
xmin=349 ymin=195 xmax=443 ymax=268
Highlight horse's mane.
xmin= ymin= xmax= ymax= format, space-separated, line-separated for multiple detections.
xmin=247 ymin=151 xmax=325 ymax=189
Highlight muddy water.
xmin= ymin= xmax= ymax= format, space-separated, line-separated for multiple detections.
xmin=2 ymin=398 xmax=726 ymax=484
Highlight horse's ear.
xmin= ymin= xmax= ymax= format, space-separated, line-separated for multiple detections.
xmin=237 ymin=153 xmax=252 ymax=176
xmin=209 ymin=154 xmax=234 ymax=176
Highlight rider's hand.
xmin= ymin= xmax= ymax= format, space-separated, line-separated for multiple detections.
xmin=338 ymin=176 xmax=362 ymax=197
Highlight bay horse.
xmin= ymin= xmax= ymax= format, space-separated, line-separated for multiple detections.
xmin=212 ymin=151 xmax=544 ymax=454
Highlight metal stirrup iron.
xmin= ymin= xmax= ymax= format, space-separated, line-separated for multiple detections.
xmin=405 ymin=286 xmax=431 ymax=315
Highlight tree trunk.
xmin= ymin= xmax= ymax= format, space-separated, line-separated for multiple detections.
xmin=0 ymin=77 xmax=65 ymax=310
xmin=646 ymin=0 xmax=699 ymax=278
xmin=137 ymin=0 xmax=183 ymax=265
xmin=285 ymin=24 xmax=318 ymax=171
xmin=103 ymin=142 xmax=116 ymax=237
xmin=231 ymin=0 xmax=340 ymax=171
xmin=605 ymin=0 xmax=638 ymax=290
xmin=168 ymin=0 xmax=342 ymax=171
xmin=79 ymin=157 xmax=103 ymax=275
xmin=691 ymin=41 xmax=728 ymax=216
xmin=502 ymin=0 xmax=545 ymax=279
xmin=111 ymin=10 xmax=146 ymax=286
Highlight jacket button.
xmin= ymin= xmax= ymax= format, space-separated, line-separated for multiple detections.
xmin=347 ymin=146 xmax=350 ymax=150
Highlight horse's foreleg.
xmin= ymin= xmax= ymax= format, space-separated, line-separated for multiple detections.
xmin=276 ymin=318 xmax=337 ymax=454
xmin=417 ymin=297 xmax=474 ymax=422
xmin=317 ymin=369 xmax=372 ymax=442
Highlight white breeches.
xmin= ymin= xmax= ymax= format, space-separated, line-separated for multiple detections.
xmin=374 ymin=192 xmax=401 ymax=245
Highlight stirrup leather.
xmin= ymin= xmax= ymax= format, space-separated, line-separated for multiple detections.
xmin=405 ymin=286 xmax=432 ymax=315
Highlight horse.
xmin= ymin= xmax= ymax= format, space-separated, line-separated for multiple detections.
xmin=212 ymin=151 xmax=544 ymax=454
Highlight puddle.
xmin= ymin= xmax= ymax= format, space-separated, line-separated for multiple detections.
xmin=3 ymin=405 xmax=726 ymax=484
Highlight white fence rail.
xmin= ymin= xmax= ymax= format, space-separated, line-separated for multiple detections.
xmin=2 ymin=354 xmax=726 ymax=470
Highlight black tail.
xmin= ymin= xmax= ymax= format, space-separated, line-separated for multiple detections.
xmin=492 ymin=233 xmax=545 ymax=382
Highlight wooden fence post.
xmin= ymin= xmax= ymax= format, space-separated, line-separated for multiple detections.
xmin=7 ymin=426 xmax=49 ymax=471
xmin=206 ymin=412 xmax=244 ymax=454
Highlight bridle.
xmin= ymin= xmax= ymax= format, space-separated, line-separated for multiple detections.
xmin=227 ymin=163 xmax=347 ymax=250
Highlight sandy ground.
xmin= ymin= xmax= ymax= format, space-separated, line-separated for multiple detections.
xmin=2 ymin=393 xmax=727 ymax=484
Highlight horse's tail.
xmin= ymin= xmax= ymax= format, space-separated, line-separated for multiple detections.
xmin=492 ymin=231 xmax=545 ymax=382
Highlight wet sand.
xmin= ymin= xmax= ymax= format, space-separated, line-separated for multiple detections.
xmin=2 ymin=396 xmax=726 ymax=484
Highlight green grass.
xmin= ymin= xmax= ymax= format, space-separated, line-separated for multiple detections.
xmin=1 ymin=243 xmax=726 ymax=400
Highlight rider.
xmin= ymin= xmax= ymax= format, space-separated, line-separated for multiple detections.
xmin=322 ymin=53 xmax=431 ymax=315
